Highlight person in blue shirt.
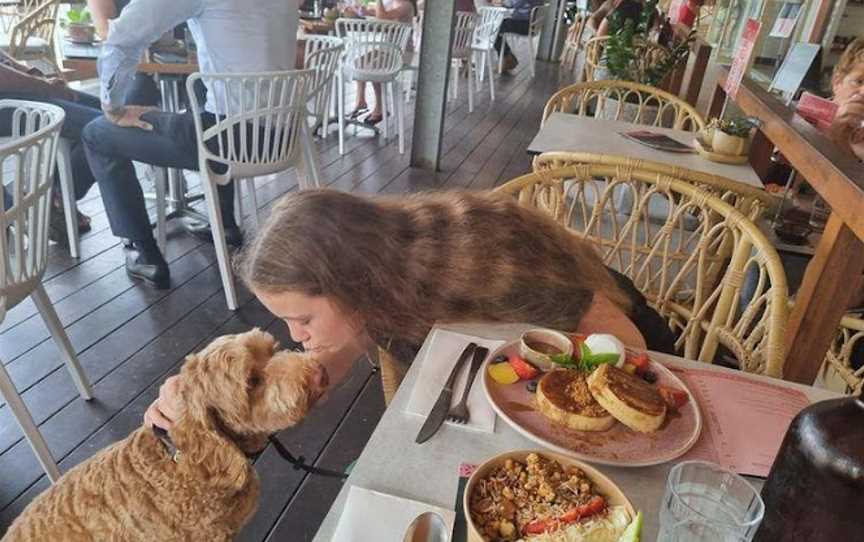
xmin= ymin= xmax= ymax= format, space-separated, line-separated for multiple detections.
xmin=82 ymin=0 xmax=297 ymax=290
xmin=495 ymin=0 xmax=545 ymax=73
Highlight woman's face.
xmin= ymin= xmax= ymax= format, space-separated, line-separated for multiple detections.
xmin=833 ymin=64 xmax=864 ymax=116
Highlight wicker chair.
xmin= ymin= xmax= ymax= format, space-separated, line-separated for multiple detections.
xmin=559 ymin=12 xmax=587 ymax=73
xmin=532 ymin=152 xmax=777 ymax=221
xmin=542 ymin=80 xmax=706 ymax=132
xmin=2 ymin=0 xmax=60 ymax=75
xmin=582 ymin=35 xmax=607 ymax=82
xmin=495 ymin=165 xmax=789 ymax=378
xmin=819 ymin=314 xmax=864 ymax=395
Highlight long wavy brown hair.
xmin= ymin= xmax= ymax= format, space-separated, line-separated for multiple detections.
xmin=236 ymin=189 xmax=631 ymax=350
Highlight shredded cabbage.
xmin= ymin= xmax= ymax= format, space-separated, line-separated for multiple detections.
xmin=517 ymin=506 xmax=632 ymax=542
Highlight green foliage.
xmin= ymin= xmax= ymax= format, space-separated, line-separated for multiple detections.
xmin=716 ymin=116 xmax=761 ymax=137
xmin=65 ymin=6 xmax=92 ymax=25
xmin=604 ymin=0 xmax=694 ymax=87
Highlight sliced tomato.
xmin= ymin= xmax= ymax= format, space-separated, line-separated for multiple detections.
xmin=508 ymin=355 xmax=539 ymax=380
xmin=658 ymin=386 xmax=690 ymax=410
xmin=626 ymin=352 xmax=651 ymax=375
xmin=522 ymin=496 xmax=606 ymax=535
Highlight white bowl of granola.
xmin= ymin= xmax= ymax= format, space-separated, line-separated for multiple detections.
xmin=465 ymin=450 xmax=636 ymax=542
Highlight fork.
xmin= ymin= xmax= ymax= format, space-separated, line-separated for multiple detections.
xmin=447 ymin=346 xmax=489 ymax=425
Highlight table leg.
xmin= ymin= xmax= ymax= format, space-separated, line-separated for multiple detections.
xmin=784 ymin=211 xmax=864 ymax=384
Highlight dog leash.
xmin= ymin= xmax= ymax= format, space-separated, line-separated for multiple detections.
xmin=267 ymin=435 xmax=348 ymax=480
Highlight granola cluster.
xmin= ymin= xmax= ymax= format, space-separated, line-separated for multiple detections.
xmin=468 ymin=453 xmax=601 ymax=541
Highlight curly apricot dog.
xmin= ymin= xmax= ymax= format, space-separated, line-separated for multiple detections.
xmin=3 ymin=329 xmax=326 ymax=542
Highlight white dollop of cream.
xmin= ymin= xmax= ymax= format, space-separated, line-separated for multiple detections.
xmin=584 ymin=334 xmax=626 ymax=367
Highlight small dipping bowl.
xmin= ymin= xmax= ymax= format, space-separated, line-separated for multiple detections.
xmin=519 ymin=328 xmax=574 ymax=371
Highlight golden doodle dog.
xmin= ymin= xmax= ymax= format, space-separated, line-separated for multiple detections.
xmin=2 ymin=328 xmax=327 ymax=542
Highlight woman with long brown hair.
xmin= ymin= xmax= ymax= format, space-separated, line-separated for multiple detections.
xmin=144 ymin=189 xmax=675 ymax=427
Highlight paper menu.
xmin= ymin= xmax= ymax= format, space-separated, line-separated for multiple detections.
xmin=673 ymin=367 xmax=810 ymax=478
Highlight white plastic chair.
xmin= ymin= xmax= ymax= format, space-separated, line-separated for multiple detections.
xmin=472 ymin=6 xmax=508 ymax=98
xmin=186 ymin=70 xmax=319 ymax=311
xmin=336 ymin=18 xmax=413 ymax=155
xmin=303 ymin=36 xmax=345 ymax=141
xmin=498 ymin=4 xmax=547 ymax=77
xmin=0 ymin=99 xmax=93 ymax=482
xmin=448 ymin=12 xmax=479 ymax=112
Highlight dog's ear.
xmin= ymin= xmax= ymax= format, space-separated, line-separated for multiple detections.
xmin=171 ymin=353 xmax=251 ymax=492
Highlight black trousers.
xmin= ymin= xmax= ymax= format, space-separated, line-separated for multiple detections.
xmin=82 ymin=108 xmax=236 ymax=242
xmin=494 ymin=18 xmax=531 ymax=58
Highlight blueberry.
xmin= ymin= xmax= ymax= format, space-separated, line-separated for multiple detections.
xmin=526 ymin=380 xmax=538 ymax=393
xmin=642 ymin=370 xmax=658 ymax=384
xmin=493 ymin=354 xmax=509 ymax=364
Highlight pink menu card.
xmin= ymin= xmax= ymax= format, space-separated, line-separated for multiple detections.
xmin=672 ymin=367 xmax=810 ymax=478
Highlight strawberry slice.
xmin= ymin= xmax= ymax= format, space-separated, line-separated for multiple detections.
xmin=658 ymin=386 xmax=690 ymax=410
xmin=508 ymin=355 xmax=539 ymax=380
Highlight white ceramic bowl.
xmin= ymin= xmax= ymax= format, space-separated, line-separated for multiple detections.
xmin=518 ymin=328 xmax=574 ymax=371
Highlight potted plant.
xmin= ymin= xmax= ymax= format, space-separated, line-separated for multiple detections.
xmin=710 ymin=116 xmax=760 ymax=156
xmin=598 ymin=0 xmax=695 ymax=124
xmin=63 ymin=5 xmax=95 ymax=44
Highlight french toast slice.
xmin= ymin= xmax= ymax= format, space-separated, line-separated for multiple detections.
xmin=536 ymin=369 xmax=616 ymax=431
xmin=586 ymin=363 xmax=667 ymax=433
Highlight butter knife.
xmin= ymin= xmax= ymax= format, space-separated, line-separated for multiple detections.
xmin=415 ymin=342 xmax=477 ymax=444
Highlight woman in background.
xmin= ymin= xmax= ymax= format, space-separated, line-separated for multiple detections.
xmin=346 ymin=0 xmax=416 ymax=125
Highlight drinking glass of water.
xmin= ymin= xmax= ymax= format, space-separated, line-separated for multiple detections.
xmin=658 ymin=461 xmax=764 ymax=542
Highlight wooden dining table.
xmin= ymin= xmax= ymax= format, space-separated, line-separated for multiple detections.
xmin=528 ymin=113 xmax=765 ymax=190
xmin=312 ymin=321 xmax=840 ymax=541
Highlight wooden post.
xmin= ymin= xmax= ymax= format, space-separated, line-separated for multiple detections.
xmin=784 ymin=213 xmax=864 ymax=383
xmin=683 ymin=38 xmax=712 ymax=107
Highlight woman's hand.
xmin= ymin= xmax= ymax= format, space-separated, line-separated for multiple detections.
xmin=143 ymin=375 xmax=183 ymax=429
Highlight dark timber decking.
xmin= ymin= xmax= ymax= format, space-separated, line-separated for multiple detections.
xmin=0 ymin=58 xmax=573 ymax=539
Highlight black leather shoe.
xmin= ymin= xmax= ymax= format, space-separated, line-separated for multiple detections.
xmin=125 ymin=247 xmax=170 ymax=289
xmin=186 ymin=221 xmax=244 ymax=248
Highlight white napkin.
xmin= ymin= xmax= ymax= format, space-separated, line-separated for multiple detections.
xmin=331 ymin=485 xmax=456 ymax=542
xmin=405 ymin=329 xmax=506 ymax=434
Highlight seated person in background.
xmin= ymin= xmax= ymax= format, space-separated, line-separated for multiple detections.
xmin=86 ymin=0 xmax=161 ymax=107
xmin=0 ymin=51 xmax=99 ymax=240
xmin=345 ymin=0 xmax=416 ymax=125
xmin=829 ymin=36 xmax=864 ymax=161
xmin=82 ymin=0 xmax=295 ymax=290
xmin=494 ymin=0 xmax=545 ymax=73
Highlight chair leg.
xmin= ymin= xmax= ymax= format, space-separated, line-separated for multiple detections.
xmin=453 ymin=61 xmax=460 ymax=102
xmin=55 ymin=139 xmax=79 ymax=259
xmin=31 ymin=284 xmax=93 ymax=401
xmin=0 ymin=360 xmax=61 ymax=483
xmin=468 ymin=61 xmax=474 ymax=113
xmin=394 ymin=80 xmax=405 ymax=155
xmin=487 ymin=51 xmax=496 ymax=101
xmin=246 ymin=178 xmax=260 ymax=228
xmin=380 ymin=82 xmax=389 ymax=144
xmin=337 ymin=72 xmax=346 ymax=155
xmin=234 ymin=178 xmax=244 ymax=227
xmin=201 ymin=176 xmax=239 ymax=311
xmin=529 ymin=40 xmax=536 ymax=77
xmin=153 ymin=167 xmax=167 ymax=253
xmin=301 ymin=122 xmax=323 ymax=187
xmin=498 ymin=37 xmax=506 ymax=74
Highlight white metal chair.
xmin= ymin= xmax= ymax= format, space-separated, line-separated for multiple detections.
xmin=336 ymin=18 xmax=413 ymax=155
xmin=448 ymin=12 xmax=479 ymax=112
xmin=303 ymin=35 xmax=345 ymax=141
xmin=497 ymin=4 xmax=547 ymax=78
xmin=0 ymin=99 xmax=93 ymax=482
xmin=186 ymin=70 xmax=319 ymax=311
xmin=472 ymin=5 xmax=508 ymax=95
